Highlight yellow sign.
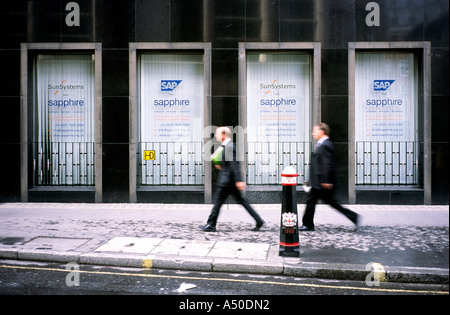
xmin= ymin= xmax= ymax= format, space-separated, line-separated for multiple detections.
xmin=144 ymin=150 xmax=155 ymax=160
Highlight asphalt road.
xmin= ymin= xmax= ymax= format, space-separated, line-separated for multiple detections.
xmin=0 ymin=260 xmax=447 ymax=298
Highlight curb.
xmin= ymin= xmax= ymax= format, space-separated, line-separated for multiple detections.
xmin=1 ymin=248 xmax=448 ymax=285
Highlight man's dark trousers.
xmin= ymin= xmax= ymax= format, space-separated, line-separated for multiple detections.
xmin=302 ymin=187 xmax=358 ymax=229
xmin=207 ymin=186 xmax=264 ymax=228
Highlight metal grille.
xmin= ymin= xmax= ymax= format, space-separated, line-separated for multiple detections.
xmin=246 ymin=142 xmax=311 ymax=185
xmin=33 ymin=142 xmax=95 ymax=186
xmin=355 ymin=141 xmax=421 ymax=186
xmin=138 ymin=142 xmax=204 ymax=185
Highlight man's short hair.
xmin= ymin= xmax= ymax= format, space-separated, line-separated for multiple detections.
xmin=216 ymin=126 xmax=232 ymax=138
xmin=317 ymin=123 xmax=330 ymax=136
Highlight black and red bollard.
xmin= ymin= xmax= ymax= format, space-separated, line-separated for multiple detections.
xmin=279 ymin=166 xmax=300 ymax=257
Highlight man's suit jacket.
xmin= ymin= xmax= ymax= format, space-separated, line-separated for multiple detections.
xmin=310 ymin=138 xmax=338 ymax=190
xmin=217 ymin=141 xmax=243 ymax=187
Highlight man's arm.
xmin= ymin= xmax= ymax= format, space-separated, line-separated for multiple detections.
xmin=228 ymin=143 xmax=245 ymax=190
xmin=320 ymin=142 xmax=335 ymax=189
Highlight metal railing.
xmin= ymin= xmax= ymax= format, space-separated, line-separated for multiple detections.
xmin=139 ymin=141 xmax=312 ymax=186
xmin=246 ymin=141 xmax=312 ymax=185
xmin=355 ymin=141 xmax=421 ymax=186
xmin=33 ymin=142 xmax=95 ymax=186
xmin=138 ymin=142 xmax=204 ymax=185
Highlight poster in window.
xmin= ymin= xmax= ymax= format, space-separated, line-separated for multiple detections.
xmin=245 ymin=53 xmax=312 ymax=185
xmin=139 ymin=54 xmax=204 ymax=185
xmin=355 ymin=53 xmax=419 ymax=185
xmin=35 ymin=54 xmax=95 ymax=185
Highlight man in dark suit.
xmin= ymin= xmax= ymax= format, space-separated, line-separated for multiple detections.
xmin=199 ymin=127 xmax=265 ymax=232
xmin=299 ymin=123 xmax=359 ymax=231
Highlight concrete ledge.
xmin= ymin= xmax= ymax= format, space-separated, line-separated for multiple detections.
xmin=1 ymin=243 xmax=448 ymax=285
xmin=17 ymin=249 xmax=80 ymax=263
xmin=0 ymin=248 xmax=19 ymax=260
xmin=148 ymin=255 xmax=213 ymax=272
xmin=284 ymin=262 xmax=368 ymax=281
xmin=78 ymin=252 xmax=144 ymax=268
xmin=386 ymin=266 xmax=449 ymax=284
xmin=212 ymin=259 xmax=284 ymax=275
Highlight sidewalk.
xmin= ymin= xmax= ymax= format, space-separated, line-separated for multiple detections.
xmin=0 ymin=203 xmax=448 ymax=284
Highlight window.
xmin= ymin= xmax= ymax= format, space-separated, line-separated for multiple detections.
xmin=246 ymin=52 xmax=312 ymax=185
xmin=355 ymin=52 xmax=419 ymax=186
xmin=138 ymin=53 xmax=204 ymax=185
xmin=33 ymin=54 xmax=95 ymax=186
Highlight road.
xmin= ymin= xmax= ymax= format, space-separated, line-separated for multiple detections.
xmin=0 ymin=260 xmax=447 ymax=298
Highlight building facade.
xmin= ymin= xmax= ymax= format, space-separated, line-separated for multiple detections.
xmin=0 ymin=0 xmax=448 ymax=205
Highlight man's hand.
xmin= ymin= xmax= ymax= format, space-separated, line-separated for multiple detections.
xmin=236 ymin=182 xmax=246 ymax=191
xmin=321 ymin=183 xmax=333 ymax=190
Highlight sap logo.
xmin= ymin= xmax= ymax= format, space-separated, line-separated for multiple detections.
xmin=161 ymin=80 xmax=182 ymax=91
xmin=374 ymin=80 xmax=395 ymax=91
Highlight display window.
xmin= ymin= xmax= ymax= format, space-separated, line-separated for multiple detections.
xmin=34 ymin=54 xmax=95 ymax=186
xmin=246 ymin=52 xmax=312 ymax=185
xmin=355 ymin=52 xmax=419 ymax=186
xmin=138 ymin=53 xmax=204 ymax=185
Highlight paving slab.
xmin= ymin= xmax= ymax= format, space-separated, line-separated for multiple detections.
xmin=207 ymin=241 xmax=270 ymax=260
xmin=94 ymin=237 xmax=163 ymax=254
xmin=23 ymin=237 xmax=91 ymax=251
xmin=151 ymin=239 xmax=216 ymax=256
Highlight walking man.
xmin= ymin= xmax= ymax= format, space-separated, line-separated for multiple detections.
xmin=198 ymin=127 xmax=265 ymax=232
xmin=299 ymin=123 xmax=359 ymax=231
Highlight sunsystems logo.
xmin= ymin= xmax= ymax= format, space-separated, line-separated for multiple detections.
xmin=48 ymin=80 xmax=84 ymax=95
xmin=161 ymin=80 xmax=182 ymax=91
xmin=260 ymin=80 xmax=296 ymax=94
xmin=373 ymin=80 xmax=395 ymax=91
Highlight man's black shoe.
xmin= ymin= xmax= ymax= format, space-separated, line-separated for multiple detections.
xmin=298 ymin=225 xmax=315 ymax=231
xmin=251 ymin=221 xmax=266 ymax=231
xmin=198 ymin=224 xmax=216 ymax=232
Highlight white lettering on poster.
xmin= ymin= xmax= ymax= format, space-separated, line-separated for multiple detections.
xmin=140 ymin=54 xmax=204 ymax=144
xmin=246 ymin=53 xmax=310 ymax=143
xmin=47 ymin=79 xmax=88 ymax=140
xmin=356 ymin=53 xmax=415 ymax=142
